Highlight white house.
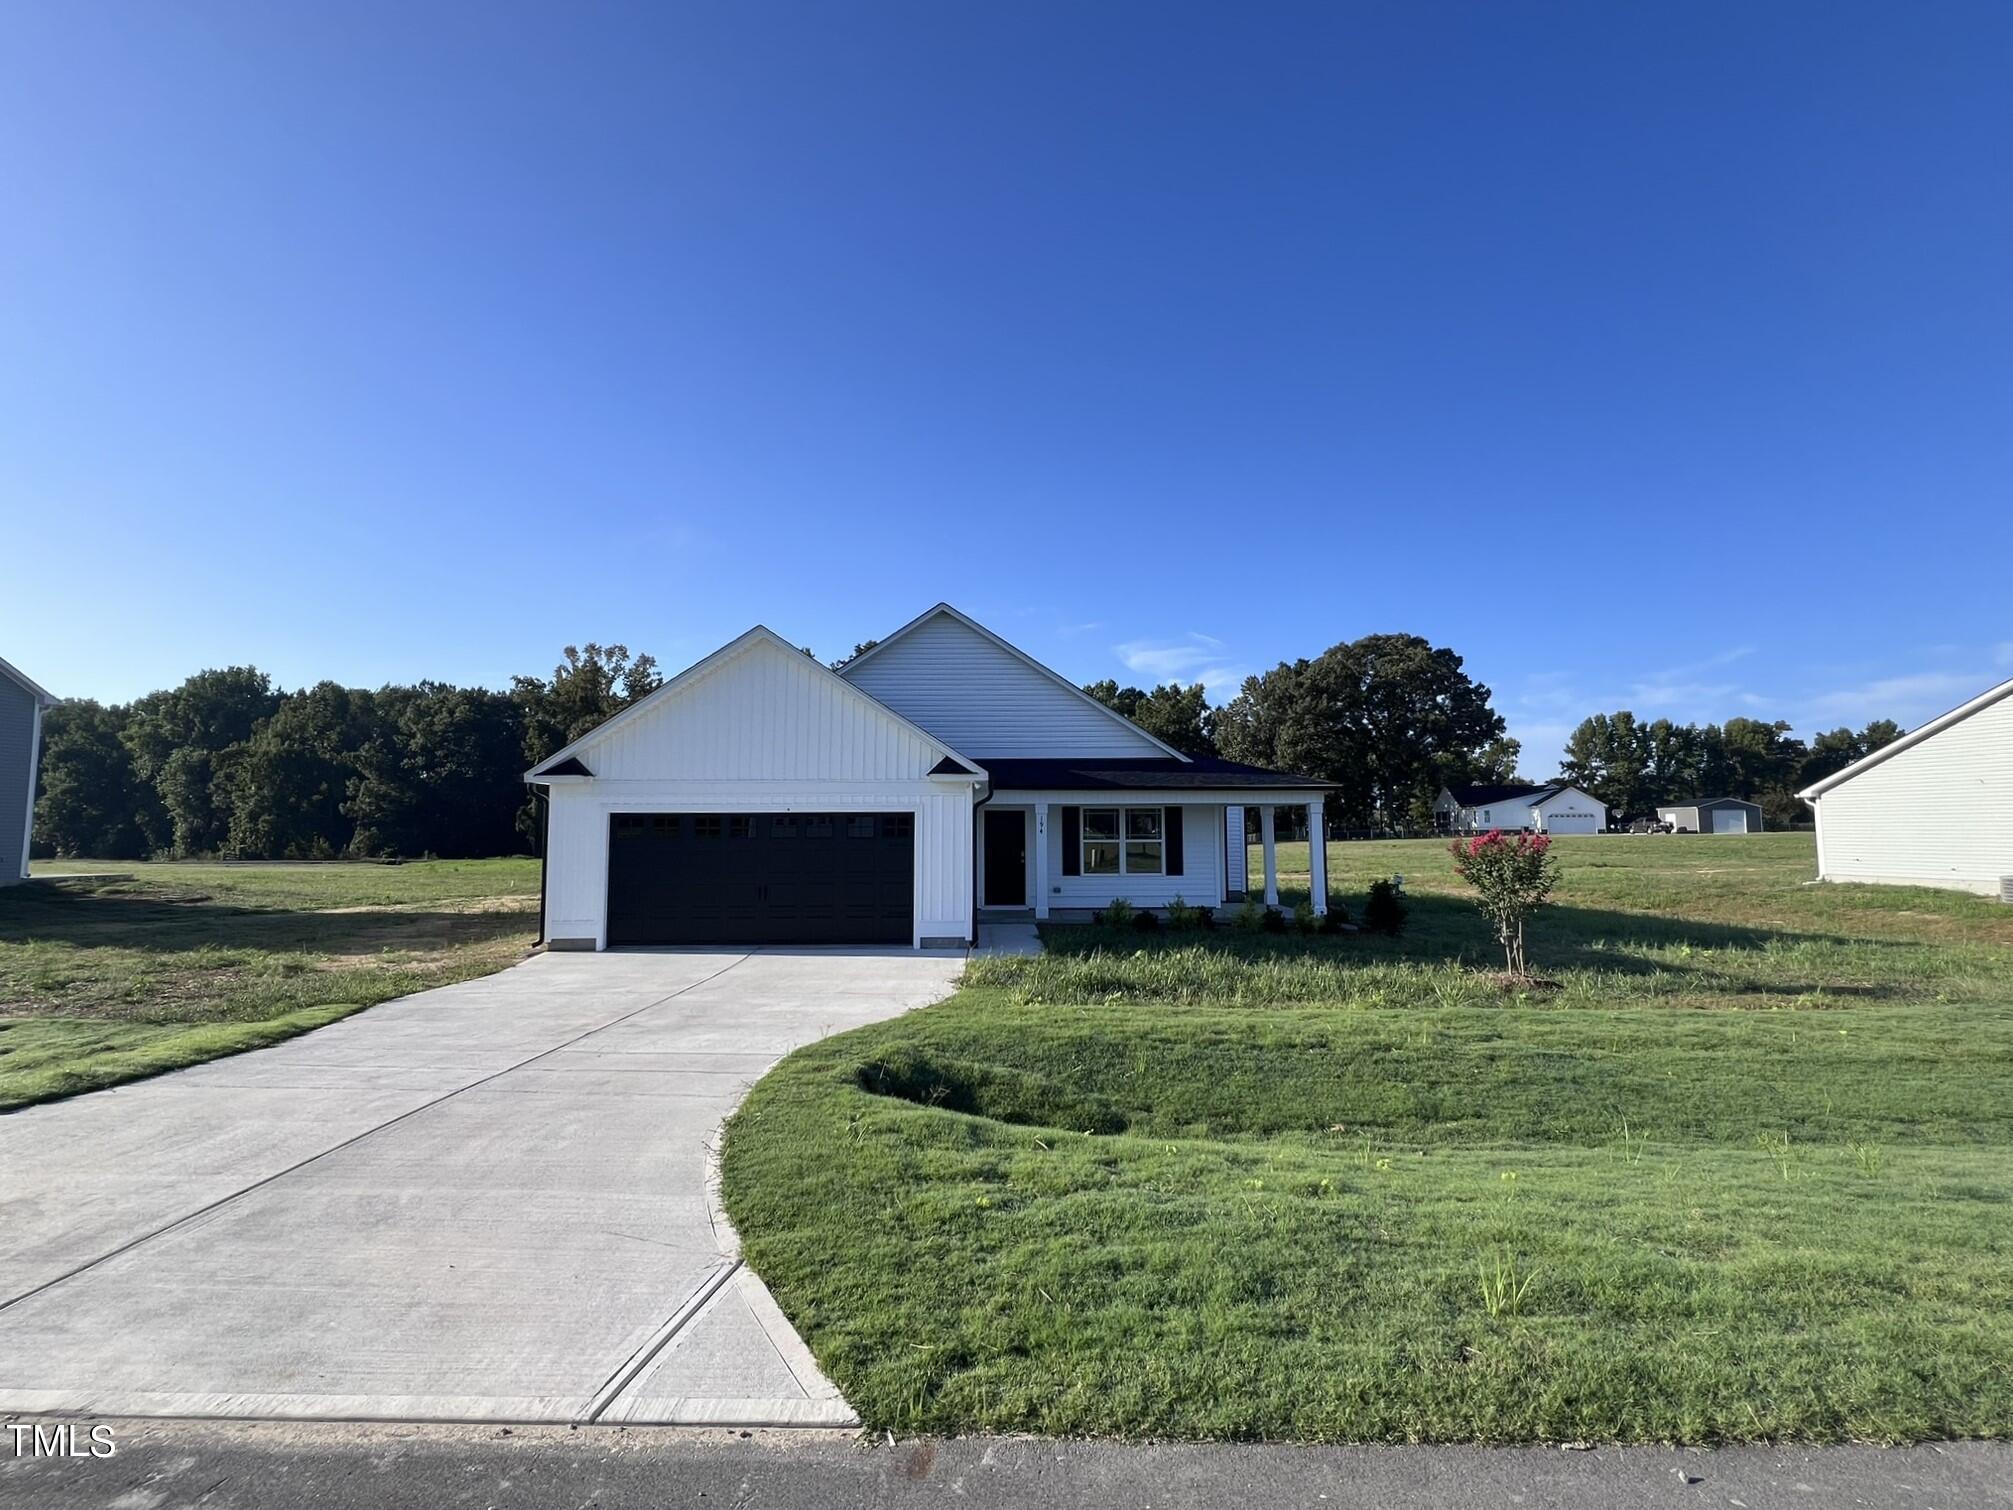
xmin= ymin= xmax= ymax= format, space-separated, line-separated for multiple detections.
xmin=1435 ymin=781 xmax=1608 ymax=835
xmin=527 ymin=605 xmax=1331 ymax=949
xmin=0 ymin=655 xmax=54 ymax=885
xmin=1798 ymin=676 xmax=2011 ymax=897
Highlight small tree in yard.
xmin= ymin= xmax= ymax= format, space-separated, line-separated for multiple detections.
xmin=1450 ymin=831 xmax=1561 ymax=977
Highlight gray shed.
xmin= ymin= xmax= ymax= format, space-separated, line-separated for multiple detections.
xmin=1656 ymin=797 xmax=1763 ymax=835
xmin=0 ymin=656 xmax=55 ymax=883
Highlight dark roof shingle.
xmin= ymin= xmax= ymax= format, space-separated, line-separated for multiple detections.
xmin=1444 ymin=781 xmax=1556 ymax=808
xmin=976 ymin=756 xmax=1323 ymax=791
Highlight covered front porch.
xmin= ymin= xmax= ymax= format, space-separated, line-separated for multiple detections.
xmin=973 ymin=785 xmax=1331 ymax=921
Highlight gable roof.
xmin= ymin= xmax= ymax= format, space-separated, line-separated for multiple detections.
xmin=1531 ymin=784 xmax=1604 ymax=808
xmin=838 ymin=603 xmax=1191 ymax=762
xmin=524 ymin=625 xmax=981 ymax=781
xmin=0 ymin=655 xmax=54 ymax=707
xmin=1445 ymin=781 xmax=1555 ymax=808
xmin=1797 ymin=676 xmax=2008 ymax=800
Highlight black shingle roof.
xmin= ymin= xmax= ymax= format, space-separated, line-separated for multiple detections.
xmin=1444 ymin=781 xmax=1556 ymax=807
xmin=976 ymin=756 xmax=1324 ymax=791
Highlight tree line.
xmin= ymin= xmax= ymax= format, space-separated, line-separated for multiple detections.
xmin=1086 ymin=635 xmax=1905 ymax=833
xmin=1559 ymin=712 xmax=1902 ymax=828
xmin=32 ymin=645 xmax=663 ymax=860
xmin=33 ymin=628 xmax=1901 ymax=858
xmin=1088 ymin=632 xmax=1522 ymax=830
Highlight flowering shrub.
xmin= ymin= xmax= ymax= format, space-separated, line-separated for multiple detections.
xmin=1449 ymin=830 xmax=1561 ymax=977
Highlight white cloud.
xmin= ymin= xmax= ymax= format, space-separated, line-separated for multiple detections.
xmin=1796 ymin=670 xmax=1984 ymax=725
xmin=1112 ymin=633 xmax=1248 ymax=696
xmin=1500 ymin=720 xmax=1576 ymax=775
xmin=1625 ymin=678 xmax=1743 ymax=706
xmin=1489 ymin=638 xmax=2000 ymax=754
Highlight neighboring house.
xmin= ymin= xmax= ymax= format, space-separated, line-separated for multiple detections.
xmin=527 ymin=604 xmax=1330 ymax=950
xmin=1798 ymin=676 xmax=2010 ymax=898
xmin=1435 ymin=781 xmax=1609 ymax=835
xmin=1656 ymin=798 xmax=1763 ymax=834
xmin=0 ymin=656 xmax=55 ymax=884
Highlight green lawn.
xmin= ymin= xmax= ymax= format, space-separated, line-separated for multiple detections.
xmin=721 ymin=834 xmax=2013 ymax=1444
xmin=0 ymin=859 xmax=539 ymax=1110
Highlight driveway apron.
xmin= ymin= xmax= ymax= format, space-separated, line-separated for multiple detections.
xmin=0 ymin=947 xmax=962 ymax=1424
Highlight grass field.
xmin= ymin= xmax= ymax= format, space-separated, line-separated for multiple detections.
xmin=722 ymin=834 xmax=2013 ymax=1444
xmin=0 ymin=859 xmax=539 ymax=1110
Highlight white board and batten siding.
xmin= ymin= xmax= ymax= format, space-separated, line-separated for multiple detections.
xmin=1805 ymin=680 xmax=2013 ymax=897
xmin=541 ymin=634 xmax=975 ymax=947
xmin=842 ymin=610 xmax=1169 ymax=758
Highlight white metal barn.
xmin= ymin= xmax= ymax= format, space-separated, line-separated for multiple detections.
xmin=1656 ymin=798 xmax=1763 ymax=834
xmin=1798 ymin=675 xmax=2013 ymax=897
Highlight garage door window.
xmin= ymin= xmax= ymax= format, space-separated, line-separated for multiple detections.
xmin=729 ymin=816 xmax=755 ymax=839
xmin=884 ymin=814 xmax=913 ymax=839
xmin=805 ymin=814 xmax=835 ymax=838
xmin=770 ymin=816 xmax=797 ymax=838
xmin=847 ymin=816 xmax=876 ymax=838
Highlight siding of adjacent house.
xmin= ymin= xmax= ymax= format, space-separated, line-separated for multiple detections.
xmin=540 ymin=635 xmax=975 ymax=946
xmin=842 ymin=611 xmax=1167 ymax=758
xmin=1813 ymin=689 xmax=2013 ymax=896
xmin=0 ymin=675 xmax=41 ymax=882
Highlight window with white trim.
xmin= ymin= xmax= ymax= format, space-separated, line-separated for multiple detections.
xmin=1081 ymin=807 xmax=1163 ymax=876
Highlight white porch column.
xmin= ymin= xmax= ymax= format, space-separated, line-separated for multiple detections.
xmin=1033 ymin=802 xmax=1050 ymax=920
xmin=1307 ymin=798 xmax=1327 ymax=914
xmin=1260 ymin=805 xmax=1279 ymax=906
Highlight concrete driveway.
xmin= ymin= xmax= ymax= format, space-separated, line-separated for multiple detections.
xmin=0 ymin=947 xmax=963 ymax=1425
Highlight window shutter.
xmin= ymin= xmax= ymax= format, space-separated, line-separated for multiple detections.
xmin=1061 ymin=806 xmax=1080 ymax=876
xmin=1165 ymin=805 xmax=1183 ymax=876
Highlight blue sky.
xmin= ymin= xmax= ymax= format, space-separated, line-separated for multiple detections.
xmin=3 ymin=2 xmax=2009 ymax=770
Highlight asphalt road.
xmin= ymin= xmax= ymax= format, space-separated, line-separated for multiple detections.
xmin=5 ymin=1420 xmax=2009 ymax=1510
